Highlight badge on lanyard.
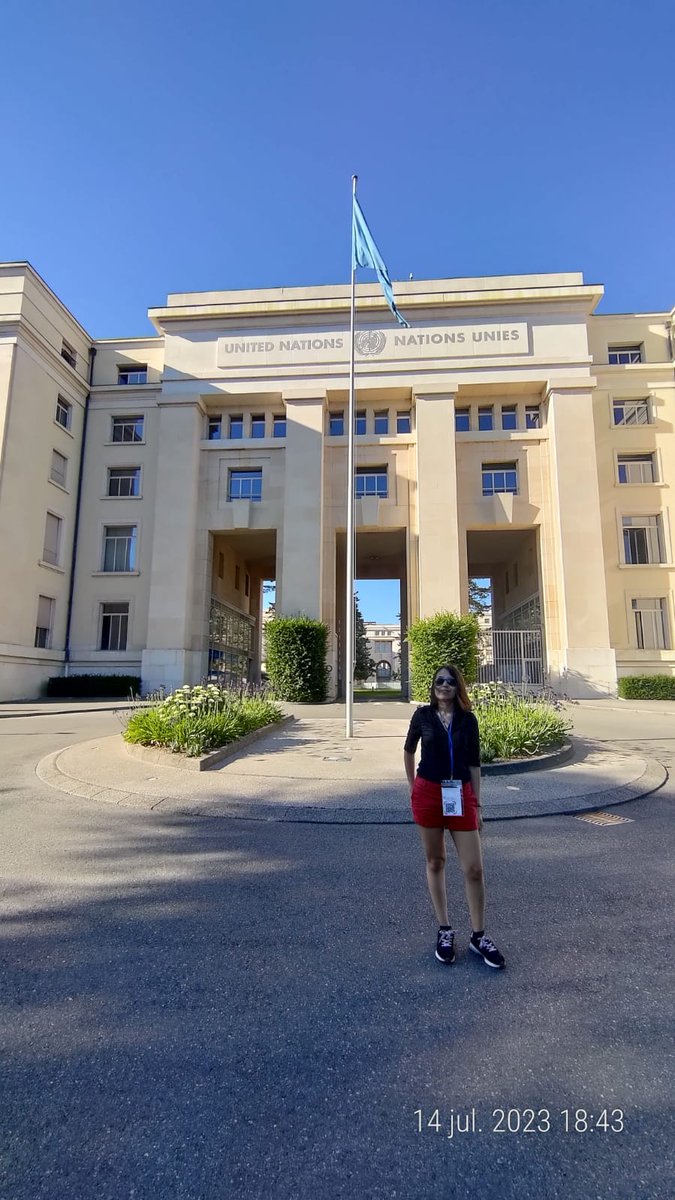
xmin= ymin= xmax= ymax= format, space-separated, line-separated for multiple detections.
xmin=441 ymin=780 xmax=463 ymax=816
xmin=441 ymin=722 xmax=463 ymax=816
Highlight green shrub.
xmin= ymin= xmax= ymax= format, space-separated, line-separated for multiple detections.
xmin=470 ymin=684 xmax=571 ymax=761
xmin=122 ymin=684 xmax=283 ymax=756
xmin=407 ymin=612 xmax=480 ymax=702
xmin=265 ymin=616 xmax=329 ymax=702
xmin=618 ymin=674 xmax=675 ymax=700
xmin=45 ymin=674 xmax=141 ymax=698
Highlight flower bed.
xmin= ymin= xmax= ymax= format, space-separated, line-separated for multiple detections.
xmin=469 ymin=684 xmax=571 ymax=763
xmin=122 ymin=684 xmax=284 ymax=758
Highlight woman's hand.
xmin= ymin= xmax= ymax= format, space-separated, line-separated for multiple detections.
xmin=403 ymin=751 xmax=416 ymax=799
xmin=469 ymin=767 xmax=482 ymax=833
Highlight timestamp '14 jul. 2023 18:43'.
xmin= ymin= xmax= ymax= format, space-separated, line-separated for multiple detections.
xmin=414 ymin=1108 xmax=625 ymax=1139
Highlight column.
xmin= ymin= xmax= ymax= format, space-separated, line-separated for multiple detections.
xmin=414 ymin=389 xmax=462 ymax=616
xmin=276 ymin=392 xmax=325 ymax=619
xmin=545 ymin=386 xmax=617 ymax=697
xmin=142 ymin=397 xmax=206 ymax=692
xmin=249 ymin=574 xmax=263 ymax=683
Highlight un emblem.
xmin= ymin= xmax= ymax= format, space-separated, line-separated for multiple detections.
xmin=355 ymin=330 xmax=386 ymax=357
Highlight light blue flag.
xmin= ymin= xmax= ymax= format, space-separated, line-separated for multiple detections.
xmin=352 ymin=195 xmax=410 ymax=328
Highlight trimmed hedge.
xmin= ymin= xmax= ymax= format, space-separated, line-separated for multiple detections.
xmin=45 ymin=674 xmax=141 ymax=698
xmin=618 ymin=674 xmax=675 ymax=700
xmin=265 ymin=616 xmax=329 ymax=702
xmin=407 ymin=612 xmax=480 ymax=702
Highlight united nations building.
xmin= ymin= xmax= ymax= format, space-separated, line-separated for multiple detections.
xmin=1 ymin=263 xmax=673 ymax=701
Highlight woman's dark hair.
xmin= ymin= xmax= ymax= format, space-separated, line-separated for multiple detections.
xmin=429 ymin=663 xmax=472 ymax=711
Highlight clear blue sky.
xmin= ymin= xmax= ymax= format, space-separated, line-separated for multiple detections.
xmin=4 ymin=1 xmax=674 ymax=621
xmin=3 ymin=0 xmax=673 ymax=337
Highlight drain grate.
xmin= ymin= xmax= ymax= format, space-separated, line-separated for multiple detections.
xmin=575 ymin=811 xmax=634 ymax=826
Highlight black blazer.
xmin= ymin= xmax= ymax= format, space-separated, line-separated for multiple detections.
xmin=404 ymin=704 xmax=481 ymax=783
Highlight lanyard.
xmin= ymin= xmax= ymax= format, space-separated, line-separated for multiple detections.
xmin=436 ymin=710 xmax=455 ymax=778
xmin=447 ymin=725 xmax=455 ymax=779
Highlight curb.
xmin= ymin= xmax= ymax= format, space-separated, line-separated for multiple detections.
xmin=1 ymin=703 xmax=137 ymax=719
xmin=160 ymin=758 xmax=668 ymax=823
xmin=35 ymin=746 xmax=668 ymax=825
xmin=482 ymin=741 xmax=573 ymax=775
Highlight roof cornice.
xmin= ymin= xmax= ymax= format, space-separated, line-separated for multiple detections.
xmin=148 ymin=278 xmax=605 ymax=332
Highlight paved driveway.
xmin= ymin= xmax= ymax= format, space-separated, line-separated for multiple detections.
xmin=0 ymin=703 xmax=673 ymax=1200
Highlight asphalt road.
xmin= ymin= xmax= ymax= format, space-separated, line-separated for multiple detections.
xmin=0 ymin=708 xmax=673 ymax=1200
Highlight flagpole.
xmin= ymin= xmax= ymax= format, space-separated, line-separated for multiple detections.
xmin=345 ymin=174 xmax=357 ymax=739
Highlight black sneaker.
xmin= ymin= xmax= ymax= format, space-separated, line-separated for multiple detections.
xmin=435 ymin=926 xmax=456 ymax=964
xmin=470 ymin=932 xmax=506 ymax=969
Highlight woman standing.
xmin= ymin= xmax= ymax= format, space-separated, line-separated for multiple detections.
xmin=403 ymin=664 xmax=505 ymax=969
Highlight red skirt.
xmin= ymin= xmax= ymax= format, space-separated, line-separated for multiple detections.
xmin=411 ymin=775 xmax=480 ymax=831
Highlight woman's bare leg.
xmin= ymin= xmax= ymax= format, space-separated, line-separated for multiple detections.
xmin=418 ymin=826 xmax=450 ymax=925
xmin=449 ymin=829 xmax=485 ymax=931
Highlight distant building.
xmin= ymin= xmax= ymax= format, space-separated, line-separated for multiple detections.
xmin=1 ymin=262 xmax=674 ymax=700
xmin=364 ymin=623 xmax=401 ymax=684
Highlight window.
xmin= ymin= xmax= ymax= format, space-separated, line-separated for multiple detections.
xmin=112 ymin=416 xmax=144 ymax=443
xmin=228 ymin=469 xmax=262 ymax=502
xmin=208 ymin=417 xmax=222 ymax=440
xmin=374 ymin=411 xmax=389 ymax=435
xmin=108 ymin=467 xmax=141 ymax=497
xmin=218 ymin=552 xmax=224 ymax=579
xmin=235 ymin=565 xmax=240 ymax=590
xmin=455 ymin=408 xmax=470 ymax=432
xmin=50 ymin=450 xmax=68 ymax=488
xmin=501 ymin=406 xmax=517 ymax=431
xmin=329 ymin=412 xmax=345 ymax=436
xmin=251 ymin=414 xmax=265 ymax=438
xmin=396 ymin=411 xmax=411 ymax=434
xmin=229 ymin=415 xmax=244 ymax=439
xmin=617 ymin=454 xmax=656 ymax=485
xmin=100 ymin=602 xmax=129 ymax=651
xmin=35 ymin=595 xmax=54 ymax=649
xmin=55 ymin=395 xmax=72 ymax=430
xmin=622 ymin=515 xmax=666 ymax=565
xmin=482 ymin=462 xmax=518 ymax=497
xmin=613 ymin=399 xmax=650 ymax=426
xmin=42 ymin=513 xmax=62 ymax=566
xmin=117 ymin=365 xmax=147 ymax=385
xmin=513 ymin=561 xmax=519 ymax=587
xmin=355 ymin=467 xmax=387 ymax=498
xmin=103 ymin=525 xmax=137 ymax=572
xmin=478 ymin=406 xmax=494 ymax=431
xmin=355 ymin=410 xmax=366 ymax=435
xmin=525 ymin=405 xmax=541 ymax=429
xmin=609 ymin=345 xmax=643 ymax=365
xmin=273 ymin=414 xmax=286 ymax=438
xmin=245 ymin=573 xmax=250 ymax=597
xmin=61 ymin=339 xmax=77 ymax=368
xmin=632 ymin=598 xmax=669 ymax=650
xmin=505 ymin=570 xmax=510 ymax=594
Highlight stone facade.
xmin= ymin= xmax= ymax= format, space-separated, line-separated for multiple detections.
xmin=1 ymin=263 xmax=673 ymax=700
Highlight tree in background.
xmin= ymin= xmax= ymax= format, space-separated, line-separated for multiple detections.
xmin=354 ymin=592 xmax=375 ymax=682
xmin=469 ymin=577 xmax=492 ymax=618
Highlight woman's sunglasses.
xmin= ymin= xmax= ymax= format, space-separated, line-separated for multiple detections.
xmin=434 ymin=676 xmax=457 ymax=687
